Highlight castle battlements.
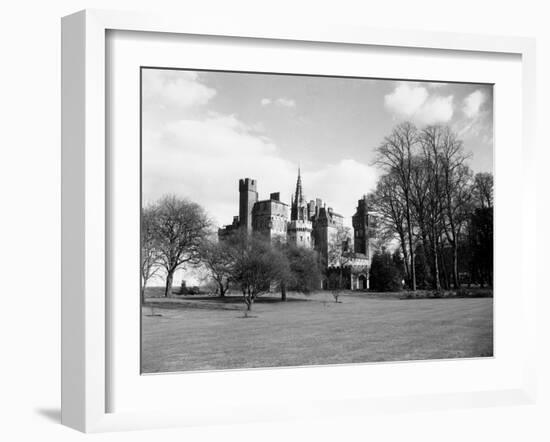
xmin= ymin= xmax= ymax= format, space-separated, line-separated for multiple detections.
xmin=218 ymin=169 xmax=379 ymax=289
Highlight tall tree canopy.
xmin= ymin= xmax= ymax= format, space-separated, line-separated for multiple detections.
xmin=150 ymin=195 xmax=211 ymax=297
xmin=370 ymin=122 xmax=492 ymax=291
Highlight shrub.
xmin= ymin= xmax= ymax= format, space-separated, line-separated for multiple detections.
xmin=369 ymin=250 xmax=402 ymax=292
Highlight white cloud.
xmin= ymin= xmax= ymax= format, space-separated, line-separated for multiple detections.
xmin=142 ymin=69 xmax=216 ymax=109
xmin=462 ymin=90 xmax=486 ymax=118
xmin=143 ymin=114 xmax=292 ymax=228
xmin=304 ymin=159 xmax=379 ymax=227
xmin=384 ymin=83 xmax=454 ymax=126
xmin=275 ymin=97 xmax=296 ymax=107
xmin=260 ymin=97 xmax=296 ymax=108
xmin=144 ymin=114 xmax=377 ymax=230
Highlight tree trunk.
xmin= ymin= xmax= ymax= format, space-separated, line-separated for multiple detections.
xmin=405 ymin=201 xmax=417 ymax=291
xmin=141 ymin=284 xmax=146 ymax=305
xmin=281 ymin=282 xmax=287 ymax=301
xmin=452 ymin=245 xmax=460 ymax=288
xmin=164 ymin=270 xmax=174 ymax=297
xmin=218 ymin=280 xmax=226 ymax=297
xmin=243 ymin=289 xmax=253 ymax=315
xmin=398 ymin=232 xmax=410 ymax=287
xmin=439 ymin=249 xmax=449 ymax=290
xmin=432 ymin=230 xmax=441 ymax=291
xmin=419 ymin=225 xmax=430 ymax=288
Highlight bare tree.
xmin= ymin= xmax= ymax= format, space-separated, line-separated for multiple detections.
xmin=372 ymin=123 xmax=490 ymax=291
xmin=151 ymin=195 xmax=211 ymax=297
xmin=437 ymin=127 xmax=473 ymax=288
xmin=369 ymin=172 xmax=411 ymax=285
xmin=375 ymin=122 xmax=418 ymax=290
xmin=472 ymin=172 xmax=494 ymax=209
xmin=409 ymin=154 xmax=433 ymax=285
xmin=199 ymin=238 xmax=235 ymax=297
xmin=418 ymin=126 xmax=446 ymax=290
xmin=141 ymin=205 xmax=162 ymax=304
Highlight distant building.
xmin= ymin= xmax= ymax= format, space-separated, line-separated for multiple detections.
xmin=218 ymin=169 xmax=379 ymax=290
xmin=252 ymin=192 xmax=289 ymax=243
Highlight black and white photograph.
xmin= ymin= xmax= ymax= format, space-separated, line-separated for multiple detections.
xmin=5 ymin=0 xmax=550 ymax=439
xmin=140 ymin=68 xmax=494 ymax=374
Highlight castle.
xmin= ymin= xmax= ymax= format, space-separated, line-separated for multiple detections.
xmin=218 ymin=170 xmax=378 ymax=290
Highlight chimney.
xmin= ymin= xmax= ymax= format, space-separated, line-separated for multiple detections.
xmin=270 ymin=192 xmax=280 ymax=201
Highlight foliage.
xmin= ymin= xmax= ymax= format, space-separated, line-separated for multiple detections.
xmin=369 ymin=250 xmax=403 ymax=292
xmin=229 ymin=232 xmax=289 ymax=313
xmin=283 ymin=243 xmax=323 ymax=294
xmin=179 ymin=280 xmax=201 ymax=295
xmin=467 ymin=207 xmax=493 ymax=287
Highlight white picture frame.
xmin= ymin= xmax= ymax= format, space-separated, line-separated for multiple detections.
xmin=61 ymin=9 xmax=537 ymax=433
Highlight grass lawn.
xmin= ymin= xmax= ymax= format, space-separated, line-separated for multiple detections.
xmin=141 ymin=291 xmax=493 ymax=373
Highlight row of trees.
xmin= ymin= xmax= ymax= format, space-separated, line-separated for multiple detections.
xmin=369 ymin=122 xmax=493 ymax=291
xmin=141 ymin=195 xmax=323 ymax=310
xmin=202 ymin=232 xmax=323 ymax=311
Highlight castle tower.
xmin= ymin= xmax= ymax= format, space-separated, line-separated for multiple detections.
xmin=288 ymin=168 xmax=313 ymax=248
xmin=239 ymin=178 xmax=258 ymax=232
xmin=291 ymin=167 xmax=309 ymax=221
xmin=352 ymin=195 xmax=373 ymax=258
xmin=313 ymin=205 xmax=344 ymax=267
xmin=251 ymin=192 xmax=289 ymax=243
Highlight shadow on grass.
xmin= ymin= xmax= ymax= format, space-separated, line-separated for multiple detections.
xmin=144 ymin=294 xmax=312 ymax=312
xmin=171 ymin=295 xmax=310 ymax=304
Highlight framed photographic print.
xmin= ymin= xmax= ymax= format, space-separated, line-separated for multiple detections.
xmin=61 ymin=9 xmax=537 ymax=432
xmin=140 ymin=67 xmax=495 ymax=374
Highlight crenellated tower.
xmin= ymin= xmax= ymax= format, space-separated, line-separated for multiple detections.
xmin=352 ymin=195 xmax=377 ymax=261
xmin=239 ymin=178 xmax=258 ymax=233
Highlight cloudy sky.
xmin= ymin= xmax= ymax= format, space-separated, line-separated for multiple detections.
xmin=142 ymin=68 xmax=493 ymax=229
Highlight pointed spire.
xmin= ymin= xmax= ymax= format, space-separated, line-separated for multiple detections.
xmin=291 ymin=165 xmax=308 ymax=221
xmin=295 ymin=166 xmax=303 ymax=205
